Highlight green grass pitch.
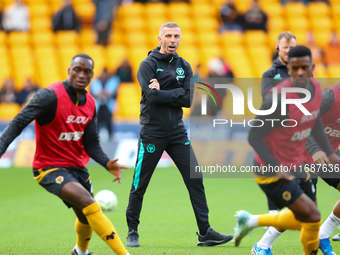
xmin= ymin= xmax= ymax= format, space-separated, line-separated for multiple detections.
xmin=0 ymin=166 xmax=339 ymax=255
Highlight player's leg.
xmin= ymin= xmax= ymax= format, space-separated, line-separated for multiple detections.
xmin=33 ymin=167 xmax=129 ymax=255
xmin=61 ymin=182 xmax=129 ymax=255
xmin=235 ymin=179 xmax=321 ymax=254
xmin=267 ymin=196 xmax=279 ymax=214
xmin=125 ymin=136 xmax=166 ymax=246
xmin=166 ymin=134 xmax=233 ymax=246
xmin=71 ymin=208 xmax=93 ymax=255
xmin=318 ymin=178 xmax=340 ymax=254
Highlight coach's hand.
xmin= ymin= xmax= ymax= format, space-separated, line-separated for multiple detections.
xmin=276 ymin=165 xmax=293 ymax=183
xmin=149 ymin=79 xmax=160 ymax=90
xmin=312 ymin=151 xmax=329 ymax=165
xmin=106 ymin=158 xmax=129 ymax=184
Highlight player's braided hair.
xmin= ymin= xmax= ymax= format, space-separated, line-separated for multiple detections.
xmin=288 ymin=45 xmax=312 ymax=62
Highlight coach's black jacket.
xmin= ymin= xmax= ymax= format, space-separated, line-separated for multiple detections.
xmin=137 ymin=46 xmax=194 ymax=137
xmin=261 ymin=57 xmax=290 ymax=99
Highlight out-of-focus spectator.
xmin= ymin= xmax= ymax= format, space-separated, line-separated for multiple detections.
xmin=52 ymin=0 xmax=80 ymax=32
xmin=0 ymin=78 xmax=17 ymax=103
xmin=16 ymin=78 xmax=38 ymax=105
xmin=2 ymin=0 xmax=30 ymax=32
xmin=92 ymin=0 xmax=120 ymax=45
xmin=307 ymin=31 xmax=323 ymax=65
xmin=116 ymin=58 xmax=133 ymax=82
xmin=219 ymin=0 xmax=243 ymax=32
xmin=242 ymin=0 xmax=267 ymax=32
xmin=206 ymin=58 xmax=234 ymax=116
xmin=90 ymin=68 xmax=120 ymax=139
xmin=324 ymin=32 xmax=340 ymax=65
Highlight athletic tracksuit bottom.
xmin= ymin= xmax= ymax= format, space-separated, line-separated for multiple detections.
xmin=126 ymin=132 xmax=210 ymax=232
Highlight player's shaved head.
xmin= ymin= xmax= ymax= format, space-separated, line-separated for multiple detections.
xmin=71 ymin=53 xmax=94 ymax=69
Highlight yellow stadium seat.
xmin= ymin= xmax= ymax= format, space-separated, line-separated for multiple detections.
xmin=313 ymin=64 xmax=328 ymax=79
xmin=332 ymin=3 xmax=340 ymax=18
xmin=197 ymin=31 xmax=219 ymax=47
xmin=335 ymin=17 xmax=340 ymax=31
xmin=41 ymin=73 xmax=63 ymax=88
xmin=252 ymin=59 xmax=272 ymax=78
xmin=145 ymin=17 xmax=168 ymax=34
xmin=220 ymin=31 xmax=244 ymax=47
xmin=145 ymin=2 xmax=167 ymax=18
xmin=244 ymin=30 xmax=267 ymax=46
xmin=287 ymin=16 xmax=309 ymax=32
xmin=285 ymin=2 xmax=307 ymax=17
xmin=127 ymin=46 xmax=149 ymax=77
xmin=106 ymin=45 xmax=127 ymax=72
xmin=115 ymin=83 xmax=141 ymax=119
xmin=328 ymin=64 xmax=340 ymax=78
xmin=194 ymin=17 xmax=219 ymax=32
xmin=0 ymin=31 xmax=6 ymax=45
xmin=200 ymin=45 xmax=222 ymax=62
xmin=119 ymin=2 xmax=144 ymax=18
xmin=25 ymin=0 xmax=46 ymax=5
xmin=310 ymin=17 xmax=333 ymax=32
xmin=180 ymin=31 xmax=196 ymax=47
xmin=234 ymin=0 xmax=252 ymax=14
xmin=31 ymin=31 xmax=54 ymax=46
xmin=56 ymin=31 xmax=79 ymax=46
xmin=0 ymin=103 xmax=21 ymax=121
xmin=191 ymin=3 xmax=216 ymax=17
xmin=267 ymin=17 xmax=286 ymax=32
xmin=31 ymin=17 xmax=52 ymax=31
xmin=261 ymin=3 xmax=283 ymax=18
xmin=35 ymin=46 xmax=57 ymax=58
xmin=248 ymin=45 xmax=271 ymax=61
xmin=10 ymin=46 xmax=32 ymax=59
xmin=176 ymin=46 xmax=200 ymax=68
xmin=82 ymin=45 xmax=107 ymax=75
xmin=29 ymin=3 xmax=51 ymax=18
xmin=79 ymin=29 xmax=97 ymax=46
xmin=307 ymin=2 xmax=330 ymax=17
xmin=125 ymin=32 xmax=148 ymax=47
xmin=8 ymin=32 xmax=30 ymax=46
xmin=171 ymin=17 xmax=193 ymax=32
xmin=74 ymin=2 xmax=96 ymax=22
xmin=122 ymin=17 xmax=146 ymax=32
xmin=223 ymin=46 xmax=248 ymax=60
xmin=293 ymin=31 xmax=308 ymax=46
xmin=168 ymin=2 xmax=191 ymax=18
xmin=58 ymin=45 xmax=81 ymax=59
xmin=314 ymin=31 xmax=333 ymax=48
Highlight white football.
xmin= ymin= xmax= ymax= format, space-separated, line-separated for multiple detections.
xmin=94 ymin=190 xmax=118 ymax=211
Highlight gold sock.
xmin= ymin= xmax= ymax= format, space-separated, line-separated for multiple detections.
xmin=300 ymin=221 xmax=321 ymax=255
xmin=83 ymin=202 xmax=129 ymax=255
xmin=75 ymin=218 xmax=93 ymax=251
xmin=258 ymin=210 xmax=301 ymax=230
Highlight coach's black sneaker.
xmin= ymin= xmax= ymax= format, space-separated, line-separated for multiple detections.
xmin=196 ymin=227 xmax=233 ymax=246
xmin=127 ymin=230 xmax=140 ymax=247
xmin=71 ymin=248 xmax=92 ymax=255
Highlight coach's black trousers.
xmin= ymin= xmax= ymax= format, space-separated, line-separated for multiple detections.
xmin=126 ymin=132 xmax=210 ymax=232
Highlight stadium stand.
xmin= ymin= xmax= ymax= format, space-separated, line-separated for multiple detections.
xmin=0 ymin=0 xmax=339 ymax=121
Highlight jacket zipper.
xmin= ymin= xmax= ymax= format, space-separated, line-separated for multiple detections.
xmin=168 ymin=57 xmax=174 ymax=135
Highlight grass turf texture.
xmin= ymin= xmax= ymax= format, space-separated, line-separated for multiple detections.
xmin=0 ymin=166 xmax=339 ymax=255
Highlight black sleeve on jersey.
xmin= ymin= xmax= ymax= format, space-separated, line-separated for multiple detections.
xmin=83 ymin=109 xmax=110 ymax=169
xmin=305 ymin=89 xmax=335 ymax=156
xmin=248 ymin=94 xmax=285 ymax=167
xmin=0 ymin=88 xmax=57 ymax=156
xmin=311 ymin=116 xmax=334 ymax=156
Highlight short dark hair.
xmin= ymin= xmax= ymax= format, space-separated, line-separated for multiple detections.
xmin=288 ymin=45 xmax=312 ymax=62
xmin=71 ymin=53 xmax=94 ymax=68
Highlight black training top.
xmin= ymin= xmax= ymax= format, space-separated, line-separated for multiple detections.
xmin=261 ymin=57 xmax=290 ymax=99
xmin=137 ymin=46 xmax=194 ymax=137
xmin=0 ymin=80 xmax=110 ymax=169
